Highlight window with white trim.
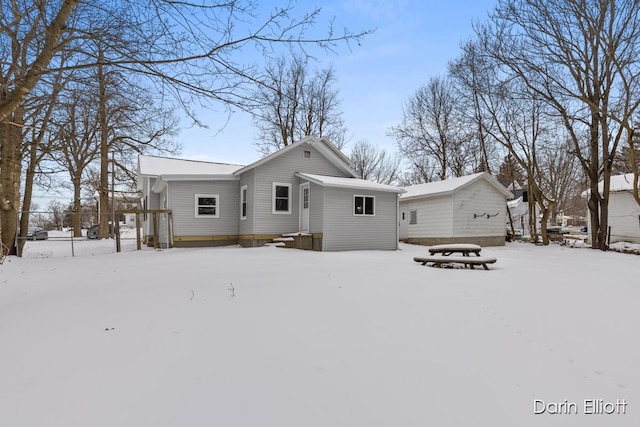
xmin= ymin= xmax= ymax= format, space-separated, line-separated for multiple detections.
xmin=409 ymin=210 xmax=417 ymax=224
xmin=354 ymin=195 xmax=375 ymax=216
xmin=240 ymin=185 xmax=247 ymax=220
xmin=195 ymin=194 xmax=219 ymax=218
xmin=272 ymin=183 xmax=292 ymax=214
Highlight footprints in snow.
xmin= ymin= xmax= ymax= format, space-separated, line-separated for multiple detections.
xmin=458 ymin=288 xmax=626 ymax=389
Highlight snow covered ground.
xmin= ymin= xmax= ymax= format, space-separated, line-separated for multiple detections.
xmin=1 ymin=242 xmax=638 ymax=426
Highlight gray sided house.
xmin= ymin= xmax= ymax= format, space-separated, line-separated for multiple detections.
xmin=399 ymin=172 xmax=513 ymax=247
xmin=583 ymin=173 xmax=640 ymax=244
xmin=137 ymin=136 xmax=404 ymax=251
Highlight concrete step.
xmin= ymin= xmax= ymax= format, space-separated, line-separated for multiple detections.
xmin=265 ymin=242 xmax=286 ymax=247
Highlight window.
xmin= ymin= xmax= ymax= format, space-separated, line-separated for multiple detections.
xmin=304 ymin=150 xmax=311 ymax=158
xmin=303 ymin=186 xmax=309 ymax=209
xmin=409 ymin=210 xmax=417 ymax=224
xmin=195 ymin=194 xmax=219 ymax=218
xmin=354 ymin=195 xmax=375 ymax=216
xmin=240 ymin=185 xmax=247 ymax=220
xmin=272 ymin=183 xmax=291 ymax=214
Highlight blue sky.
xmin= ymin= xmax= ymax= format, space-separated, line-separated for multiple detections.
xmin=31 ymin=1 xmax=496 ymax=207
xmin=180 ymin=0 xmax=498 ymax=165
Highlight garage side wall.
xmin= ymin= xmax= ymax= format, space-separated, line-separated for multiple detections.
xmin=402 ymin=194 xmax=454 ymax=244
xmin=608 ymin=191 xmax=640 ymax=243
xmin=452 ymin=180 xmax=507 ymax=246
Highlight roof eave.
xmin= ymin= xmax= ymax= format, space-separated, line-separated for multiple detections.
xmin=159 ymin=174 xmax=239 ymax=181
xmin=296 ymin=172 xmax=405 ymax=193
xmin=400 ymin=190 xmax=454 ymax=201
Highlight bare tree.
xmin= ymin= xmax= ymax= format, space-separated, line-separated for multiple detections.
xmin=0 ymin=0 xmax=80 ymax=120
xmin=0 ymin=0 xmax=79 ymax=254
xmin=390 ymin=76 xmax=474 ymax=181
xmin=50 ymin=87 xmax=99 ymax=236
xmin=397 ymin=155 xmax=442 ymax=186
xmin=252 ymin=54 xmax=347 ymax=155
xmin=478 ymin=0 xmax=640 ymax=249
xmin=349 ymin=140 xmax=400 ymax=185
xmin=449 ymin=39 xmax=500 ymax=174
xmin=16 ymin=68 xmax=69 ymax=253
xmin=537 ymin=141 xmax=585 ymax=225
xmin=475 ymin=74 xmax=557 ymax=244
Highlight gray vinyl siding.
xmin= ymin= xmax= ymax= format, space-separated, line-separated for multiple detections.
xmin=239 ymin=169 xmax=256 ymax=235
xmin=453 ymin=180 xmax=506 ymax=238
xmin=251 ymin=143 xmax=348 ymax=235
xmin=309 ymin=182 xmax=324 ymax=233
xmin=322 ymin=187 xmax=398 ymax=251
xmin=168 ymin=180 xmax=239 ymax=236
xmin=402 ymin=195 xmax=454 ymax=239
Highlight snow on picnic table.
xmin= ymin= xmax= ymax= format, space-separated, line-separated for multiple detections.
xmin=0 ymin=242 xmax=638 ymax=426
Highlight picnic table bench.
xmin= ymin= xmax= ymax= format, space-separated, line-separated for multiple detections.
xmin=414 ymin=255 xmax=497 ymax=270
xmin=414 ymin=243 xmax=497 ymax=270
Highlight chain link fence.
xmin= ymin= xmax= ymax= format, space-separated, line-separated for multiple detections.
xmin=17 ymin=211 xmax=142 ymax=259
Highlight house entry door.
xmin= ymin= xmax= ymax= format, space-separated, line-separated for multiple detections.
xmin=300 ymin=183 xmax=310 ymax=231
xmin=399 ymin=206 xmax=408 ymax=240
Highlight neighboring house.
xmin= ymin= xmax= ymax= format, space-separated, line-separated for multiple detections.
xmin=504 ymin=181 xmax=541 ymax=239
xmin=399 ymin=172 xmax=513 ymax=246
xmin=583 ymin=173 xmax=640 ymax=244
xmin=137 ymin=136 xmax=404 ymax=251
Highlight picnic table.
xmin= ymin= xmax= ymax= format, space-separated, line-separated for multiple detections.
xmin=414 ymin=243 xmax=497 ymax=270
xmin=427 ymin=243 xmax=482 ymax=257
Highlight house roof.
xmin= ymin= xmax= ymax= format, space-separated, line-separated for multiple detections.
xmin=582 ymin=173 xmax=638 ymax=196
xmin=233 ymin=136 xmax=357 ymax=177
xmin=400 ymin=172 xmax=513 ymax=201
xmin=137 ymin=155 xmax=245 ymax=191
xmin=138 ymin=155 xmax=244 ymax=177
xmin=606 ymin=173 xmax=637 ymax=192
xmin=296 ymin=173 xmax=405 ymax=193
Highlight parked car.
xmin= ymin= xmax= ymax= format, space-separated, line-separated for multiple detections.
xmin=87 ymin=224 xmax=114 ymax=239
xmin=27 ymin=229 xmax=48 ymax=240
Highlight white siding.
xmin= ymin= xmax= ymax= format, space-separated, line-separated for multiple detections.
xmin=453 ymin=179 xmax=507 ymax=238
xmin=168 ymin=180 xmax=239 ymax=236
xmin=608 ymin=191 xmax=640 ymax=243
xmin=402 ymin=195 xmax=454 ymax=239
xmin=322 ymin=188 xmax=398 ymax=251
xmin=250 ymin=143 xmax=347 ymax=235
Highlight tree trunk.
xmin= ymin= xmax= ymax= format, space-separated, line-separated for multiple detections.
xmin=539 ymin=202 xmax=552 ymax=246
xmin=0 ymin=108 xmax=24 ymax=255
xmin=586 ymin=110 xmax=602 ymax=249
xmin=98 ymin=50 xmax=110 ymax=239
xmin=18 ymin=139 xmax=39 ymax=255
xmin=73 ymin=179 xmax=82 ymax=237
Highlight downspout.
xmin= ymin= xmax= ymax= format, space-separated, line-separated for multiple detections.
xmin=396 ymin=193 xmax=400 ymax=249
